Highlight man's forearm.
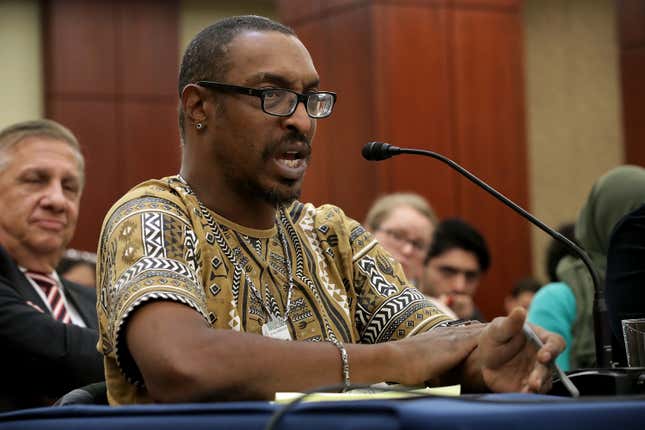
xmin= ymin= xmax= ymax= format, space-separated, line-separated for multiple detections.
xmin=127 ymin=302 xmax=404 ymax=402
xmin=139 ymin=330 xmax=401 ymax=402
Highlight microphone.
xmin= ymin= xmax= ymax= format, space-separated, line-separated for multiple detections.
xmin=361 ymin=141 xmax=401 ymax=160
xmin=361 ymin=141 xmax=613 ymax=370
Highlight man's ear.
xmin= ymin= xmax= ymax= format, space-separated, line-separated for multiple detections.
xmin=181 ymin=84 xmax=209 ymax=125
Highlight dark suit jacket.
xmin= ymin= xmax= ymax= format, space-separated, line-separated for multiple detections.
xmin=606 ymin=203 xmax=645 ymax=366
xmin=0 ymin=245 xmax=104 ymax=411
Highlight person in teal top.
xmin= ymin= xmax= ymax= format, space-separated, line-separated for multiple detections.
xmin=529 ymin=282 xmax=576 ymax=370
xmin=528 ymin=166 xmax=645 ymax=371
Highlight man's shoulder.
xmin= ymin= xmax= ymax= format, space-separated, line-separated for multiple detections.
xmin=62 ymin=278 xmax=97 ymax=301
xmin=111 ymin=176 xmax=185 ymax=208
xmin=287 ymin=201 xmax=360 ymax=235
xmin=287 ymin=201 xmax=373 ymax=253
xmin=287 ymin=201 xmax=352 ymax=227
xmin=101 ymin=176 xmax=191 ymax=231
xmin=0 ymin=246 xmax=31 ymax=297
xmin=0 ymin=245 xmax=19 ymax=282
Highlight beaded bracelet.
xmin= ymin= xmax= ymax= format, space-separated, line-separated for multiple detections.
xmin=329 ymin=337 xmax=350 ymax=391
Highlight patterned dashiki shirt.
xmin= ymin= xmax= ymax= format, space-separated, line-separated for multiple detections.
xmin=96 ymin=175 xmax=451 ymax=405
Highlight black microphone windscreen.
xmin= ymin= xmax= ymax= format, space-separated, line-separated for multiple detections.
xmin=362 ymin=141 xmax=395 ymax=161
xmin=361 ymin=142 xmax=377 ymax=160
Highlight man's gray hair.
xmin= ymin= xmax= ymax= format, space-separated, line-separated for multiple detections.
xmin=0 ymin=119 xmax=85 ymax=182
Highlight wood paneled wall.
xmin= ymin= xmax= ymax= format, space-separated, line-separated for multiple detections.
xmin=618 ymin=0 xmax=645 ymax=167
xmin=278 ymin=0 xmax=530 ymax=318
xmin=43 ymin=0 xmax=180 ymax=253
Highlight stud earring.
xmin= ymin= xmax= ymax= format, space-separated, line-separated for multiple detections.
xmin=195 ymin=122 xmax=204 ymax=130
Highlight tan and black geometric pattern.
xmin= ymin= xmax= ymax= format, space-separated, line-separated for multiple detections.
xmin=96 ymin=175 xmax=453 ymax=405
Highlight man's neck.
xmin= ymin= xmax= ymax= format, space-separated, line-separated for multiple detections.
xmin=179 ymin=169 xmax=278 ymax=230
xmin=0 ymin=242 xmax=59 ymax=273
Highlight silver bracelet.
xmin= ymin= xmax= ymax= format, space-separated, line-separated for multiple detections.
xmin=442 ymin=319 xmax=481 ymax=327
xmin=329 ymin=337 xmax=350 ymax=391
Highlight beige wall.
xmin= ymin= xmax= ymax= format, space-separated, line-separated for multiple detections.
xmin=524 ymin=0 xmax=624 ymax=282
xmin=180 ymin=0 xmax=277 ymax=52
xmin=0 ymin=0 xmax=43 ymax=129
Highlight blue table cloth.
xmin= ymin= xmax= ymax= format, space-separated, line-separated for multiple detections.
xmin=1 ymin=393 xmax=644 ymax=430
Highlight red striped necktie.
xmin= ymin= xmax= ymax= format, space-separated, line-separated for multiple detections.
xmin=25 ymin=271 xmax=71 ymax=324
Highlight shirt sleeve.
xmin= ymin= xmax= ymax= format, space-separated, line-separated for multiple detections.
xmin=527 ymin=282 xmax=576 ymax=370
xmin=340 ymin=211 xmax=452 ymax=343
xmin=96 ymin=193 xmax=208 ymax=385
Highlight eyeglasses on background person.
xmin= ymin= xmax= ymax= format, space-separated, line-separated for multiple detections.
xmin=376 ymin=228 xmax=431 ymax=255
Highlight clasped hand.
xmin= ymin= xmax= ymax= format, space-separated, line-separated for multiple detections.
xmin=479 ymin=307 xmax=564 ymax=393
xmin=398 ymin=308 xmax=564 ymax=393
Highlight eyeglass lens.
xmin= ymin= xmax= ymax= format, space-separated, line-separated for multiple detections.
xmin=306 ymin=93 xmax=333 ymax=117
xmin=262 ymin=90 xmax=333 ymax=118
xmin=263 ymin=90 xmax=293 ymax=114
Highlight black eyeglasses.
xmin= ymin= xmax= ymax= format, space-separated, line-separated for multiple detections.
xmin=196 ymin=81 xmax=336 ymax=119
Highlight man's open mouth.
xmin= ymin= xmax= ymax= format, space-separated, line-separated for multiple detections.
xmin=276 ymin=151 xmax=305 ymax=168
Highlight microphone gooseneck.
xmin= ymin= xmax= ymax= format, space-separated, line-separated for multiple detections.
xmin=362 ymin=141 xmax=613 ymax=369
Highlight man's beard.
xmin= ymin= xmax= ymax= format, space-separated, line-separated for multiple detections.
xmin=235 ymin=161 xmax=304 ymax=206
xmin=219 ymin=164 xmax=303 ymax=207
xmin=258 ymin=131 xmax=310 ymax=206
xmin=253 ymin=179 xmax=301 ymax=207
xmin=221 ymin=131 xmax=310 ymax=207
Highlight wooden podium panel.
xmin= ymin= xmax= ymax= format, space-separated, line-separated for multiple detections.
xmin=43 ymin=0 xmax=179 ymax=253
xmin=279 ymin=0 xmax=529 ymax=318
xmin=450 ymin=4 xmax=529 ymax=318
xmin=295 ymin=6 xmax=382 ymax=217
xmin=370 ymin=3 xmax=456 ymax=217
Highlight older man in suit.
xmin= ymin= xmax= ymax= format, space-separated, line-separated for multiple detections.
xmin=0 ymin=119 xmax=103 ymax=411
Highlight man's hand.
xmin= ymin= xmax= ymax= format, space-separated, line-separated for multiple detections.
xmin=478 ymin=308 xmax=564 ymax=393
xmin=384 ymin=308 xmax=564 ymax=393
xmin=395 ymin=323 xmax=484 ymax=387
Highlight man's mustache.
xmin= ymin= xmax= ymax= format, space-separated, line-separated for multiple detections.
xmin=263 ymin=132 xmax=312 ymax=159
xmin=280 ymin=131 xmax=311 ymax=148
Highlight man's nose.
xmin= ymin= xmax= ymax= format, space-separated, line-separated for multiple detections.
xmin=41 ymin=182 xmax=67 ymax=210
xmin=399 ymin=241 xmax=416 ymax=256
xmin=451 ymin=274 xmax=468 ymax=293
xmin=284 ymin=101 xmax=314 ymax=136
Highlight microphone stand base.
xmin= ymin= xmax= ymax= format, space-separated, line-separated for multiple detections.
xmin=550 ymin=367 xmax=645 ymax=396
